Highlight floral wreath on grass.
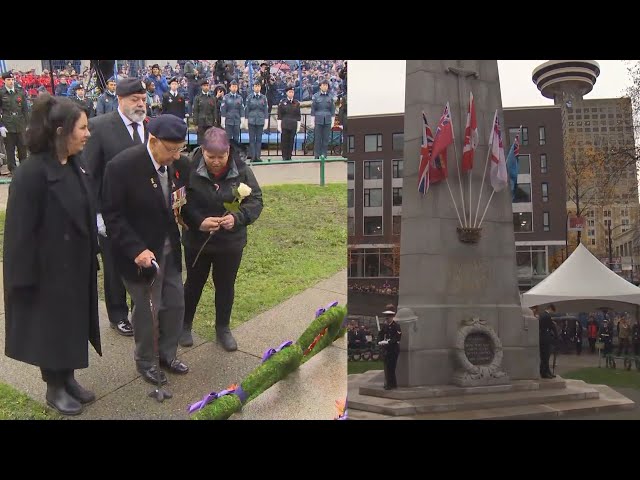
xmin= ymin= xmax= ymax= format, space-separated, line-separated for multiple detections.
xmin=188 ymin=301 xmax=347 ymax=420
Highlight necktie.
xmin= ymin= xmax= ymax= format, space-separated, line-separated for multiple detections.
xmin=130 ymin=123 xmax=142 ymax=144
xmin=158 ymin=166 xmax=166 ymax=174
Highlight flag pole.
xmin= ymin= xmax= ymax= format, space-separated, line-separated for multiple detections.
xmin=450 ymin=106 xmax=467 ymax=227
xmin=477 ymin=189 xmax=496 ymax=228
xmin=474 ymin=109 xmax=497 ymax=227
xmin=467 ymin=92 xmax=473 ymax=228
xmin=445 ymin=177 xmax=464 ymax=227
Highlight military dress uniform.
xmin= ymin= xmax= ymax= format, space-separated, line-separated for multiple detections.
xmin=0 ymin=72 xmax=29 ymax=174
xmin=244 ymin=88 xmax=269 ymax=162
xmin=71 ymin=85 xmax=95 ymax=119
xmin=310 ymin=82 xmax=335 ymax=158
xmin=277 ymin=90 xmax=301 ymax=160
xmin=162 ymin=89 xmax=186 ymax=119
xmin=220 ymin=83 xmax=244 ymax=144
xmin=538 ymin=309 xmax=557 ymax=378
xmin=96 ymin=78 xmax=118 ymax=116
xmin=192 ymin=81 xmax=217 ymax=145
xmin=378 ymin=320 xmax=402 ymax=389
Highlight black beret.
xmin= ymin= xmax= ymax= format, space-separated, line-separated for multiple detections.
xmin=285 ymin=84 xmax=295 ymax=92
xmin=2 ymin=72 xmax=14 ymax=80
xmin=116 ymin=77 xmax=147 ymax=96
xmin=230 ymin=80 xmax=238 ymax=86
xmin=148 ymin=114 xmax=187 ymax=142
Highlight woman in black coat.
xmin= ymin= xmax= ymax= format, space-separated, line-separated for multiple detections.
xmin=179 ymin=127 xmax=263 ymax=351
xmin=3 ymin=94 xmax=101 ymax=416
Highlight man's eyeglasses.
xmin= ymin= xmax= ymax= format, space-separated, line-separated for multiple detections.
xmin=159 ymin=138 xmax=187 ymax=154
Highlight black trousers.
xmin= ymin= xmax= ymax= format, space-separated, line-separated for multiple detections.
xmin=576 ymin=339 xmax=582 ymax=355
xmin=41 ymin=368 xmax=72 ymax=384
xmin=281 ymin=128 xmax=295 ymax=160
xmin=589 ymin=338 xmax=596 ymax=353
xmin=183 ymin=247 xmax=244 ymax=330
xmin=539 ymin=342 xmax=552 ymax=375
xmin=3 ymin=131 xmax=27 ymax=172
xmin=383 ymin=346 xmax=399 ymax=388
xmin=197 ymin=125 xmax=212 ymax=145
xmin=98 ymin=234 xmax=130 ymax=325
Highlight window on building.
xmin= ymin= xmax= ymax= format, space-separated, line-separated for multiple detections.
xmin=587 ymin=220 xmax=595 ymax=227
xmin=541 ymin=182 xmax=549 ymax=202
xmin=516 ymin=246 xmax=547 ymax=278
xmin=347 ymin=161 xmax=354 ymax=180
xmin=522 ymin=127 xmax=529 ymax=146
xmin=588 ymin=210 xmax=594 ymax=218
xmin=604 ymin=219 xmax=611 ymax=227
xmin=513 ymin=183 xmax=531 ymax=203
xmin=348 ymin=217 xmax=355 ymax=236
xmin=622 ymin=218 xmax=630 ymax=225
xmin=508 ymin=128 xmax=521 ymax=145
xmin=392 ymin=133 xmax=404 ymax=152
xmin=539 ymin=126 xmax=546 ymax=145
xmin=348 ymin=189 xmax=354 ymax=208
xmin=513 ymin=212 xmax=533 ymax=232
xmin=363 ymin=160 xmax=383 ymax=179
xmin=347 ymin=135 xmax=355 ymax=153
xmin=392 ymin=187 xmax=402 ymax=206
xmin=616 ymin=246 xmax=620 ymax=257
xmin=588 ymin=229 xmax=595 ymax=237
xmin=543 ymin=212 xmax=550 ymax=232
xmin=540 ymin=154 xmax=547 ymax=174
xmin=363 ymin=216 xmax=383 ymax=235
xmin=393 ymin=215 xmax=401 ymax=235
xmin=349 ymin=247 xmax=397 ymax=278
xmin=591 ymin=238 xmax=596 ymax=245
xmin=392 ymin=159 xmax=403 ymax=179
xmin=364 ymin=188 xmax=382 ymax=207
xmin=517 ymin=154 xmax=531 ymax=174
xmin=364 ymin=134 xmax=383 ymax=152
xmin=604 ymin=209 xmax=612 ymax=218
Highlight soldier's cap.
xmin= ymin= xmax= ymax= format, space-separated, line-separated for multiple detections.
xmin=199 ymin=78 xmax=209 ymax=86
xmin=230 ymin=80 xmax=238 ymax=86
xmin=151 ymin=64 xmax=160 ymax=70
xmin=116 ymin=77 xmax=147 ymax=97
xmin=73 ymin=83 xmax=85 ymax=91
xmin=168 ymin=77 xmax=179 ymax=84
xmin=285 ymin=84 xmax=295 ymax=92
xmin=148 ymin=114 xmax=187 ymax=142
xmin=260 ymin=62 xmax=269 ymax=67
xmin=107 ymin=76 xmax=117 ymax=83
xmin=253 ymin=79 xmax=262 ymax=86
xmin=382 ymin=304 xmax=396 ymax=315
xmin=1 ymin=72 xmax=14 ymax=80
xmin=320 ymin=78 xmax=330 ymax=86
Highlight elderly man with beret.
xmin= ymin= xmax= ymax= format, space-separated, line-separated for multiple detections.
xmin=101 ymin=114 xmax=191 ymax=385
xmin=84 ymin=77 xmax=152 ymax=337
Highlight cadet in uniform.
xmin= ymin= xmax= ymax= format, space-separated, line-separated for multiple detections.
xmin=244 ymin=80 xmax=269 ymax=162
xmin=212 ymin=85 xmax=226 ymax=128
xmin=71 ymin=83 xmax=95 ymax=119
xmin=378 ymin=304 xmax=402 ymax=390
xmin=192 ymin=78 xmax=216 ymax=145
xmin=96 ymin=77 xmax=118 ymax=115
xmin=162 ymin=78 xmax=186 ymax=119
xmin=277 ymin=85 xmax=301 ymax=161
xmin=539 ymin=304 xmax=557 ymax=378
xmin=0 ymin=72 xmax=29 ymax=175
xmin=310 ymin=79 xmax=335 ymax=159
xmin=220 ymin=80 xmax=244 ymax=144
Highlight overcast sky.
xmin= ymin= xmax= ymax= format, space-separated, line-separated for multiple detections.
xmin=349 ymin=60 xmax=636 ymax=116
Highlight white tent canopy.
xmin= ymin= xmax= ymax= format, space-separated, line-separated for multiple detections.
xmin=521 ymin=243 xmax=640 ymax=311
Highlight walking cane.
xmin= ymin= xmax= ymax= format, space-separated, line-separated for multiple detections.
xmin=148 ymin=259 xmax=172 ymax=402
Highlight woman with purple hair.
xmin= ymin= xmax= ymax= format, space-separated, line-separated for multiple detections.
xmin=179 ymin=127 xmax=263 ymax=351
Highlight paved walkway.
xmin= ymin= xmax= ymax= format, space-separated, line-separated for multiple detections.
xmin=0 ymin=266 xmax=347 ymax=420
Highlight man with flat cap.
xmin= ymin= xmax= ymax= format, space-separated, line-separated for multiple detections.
xmin=310 ymin=78 xmax=335 ymax=159
xmin=71 ymin=83 xmax=95 ymax=118
xmin=0 ymin=72 xmax=29 ymax=175
xmin=101 ymin=114 xmax=190 ymax=384
xmin=220 ymin=80 xmax=244 ymax=144
xmin=84 ymin=77 xmax=151 ymax=337
xmin=277 ymin=85 xmax=301 ymax=161
xmin=192 ymin=78 xmax=216 ymax=145
xmin=244 ymin=80 xmax=269 ymax=162
xmin=162 ymin=78 xmax=186 ymax=120
xmin=96 ymin=77 xmax=118 ymax=115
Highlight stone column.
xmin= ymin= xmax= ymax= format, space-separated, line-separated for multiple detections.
xmin=397 ymin=60 xmax=539 ymax=387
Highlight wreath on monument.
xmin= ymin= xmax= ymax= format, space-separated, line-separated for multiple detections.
xmin=188 ymin=302 xmax=347 ymax=420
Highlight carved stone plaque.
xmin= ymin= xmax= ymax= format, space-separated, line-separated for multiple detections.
xmin=464 ymin=332 xmax=494 ymax=365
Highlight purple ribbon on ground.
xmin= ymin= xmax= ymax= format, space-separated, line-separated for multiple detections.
xmin=234 ymin=385 xmax=248 ymax=403
xmin=261 ymin=340 xmax=293 ymax=363
xmin=315 ymin=301 xmax=339 ymax=319
xmin=187 ymin=386 xmax=236 ymax=414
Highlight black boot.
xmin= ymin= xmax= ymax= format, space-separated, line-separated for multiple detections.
xmin=179 ymin=323 xmax=194 ymax=347
xmin=216 ymin=325 xmax=237 ymax=352
xmin=46 ymin=381 xmax=83 ymax=416
xmin=64 ymin=371 xmax=96 ymax=404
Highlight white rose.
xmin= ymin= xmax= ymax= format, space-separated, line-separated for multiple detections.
xmin=237 ymin=182 xmax=252 ymax=199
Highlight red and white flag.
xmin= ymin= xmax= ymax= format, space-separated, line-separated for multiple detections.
xmin=418 ymin=112 xmax=447 ymax=195
xmin=461 ymin=91 xmax=478 ymax=173
xmin=430 ymin=102 xmax=454 ymax=164
xmin=489 ymin=110 xmax=508 ymax=192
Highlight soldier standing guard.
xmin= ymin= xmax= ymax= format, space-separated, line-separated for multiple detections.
xmin=220 ymin=80 xmax=244 ymax=144
xmin=0 ymin=72 xmax=29 ymax=176
xmin=244 ymin=80 xmax=269 ymax=162
xmin=378 ymin=304 xmax=402 ymax=390
xmin=71 ymin=84 xmax=95 ymax=119
xmin=192 ymin=79 xmax=216 ymax=145
xmin=310 ymin=79 xmax=335 ymax=159
xmin=96 ymin=77 xmax=118 ymax=115
xmin=162 ymin=78 xmax=186 ymax=120
xmin=277 ymin=85 xmax=301 ymax=161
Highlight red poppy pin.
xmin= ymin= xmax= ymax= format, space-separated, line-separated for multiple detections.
xmin=175 ymin=170 xmax=180 ymax=179
xmin=16 ymin=96 xmax=22 ymax=102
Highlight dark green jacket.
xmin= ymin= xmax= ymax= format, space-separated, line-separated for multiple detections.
xmin=0 ymin=86 xmax=29 ymax=132
xmin=192 ymin=92 xmax=218 ymax=127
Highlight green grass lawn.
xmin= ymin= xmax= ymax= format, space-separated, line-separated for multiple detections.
xmin=563 ymin=367 xmax=640 ymax=390
xmin=348 ymin=360 xmax=383 ymax=375
xmin=0 ymin=383 xmax=61 ymax=420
